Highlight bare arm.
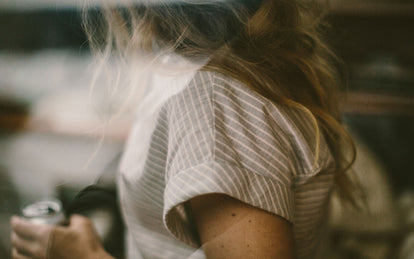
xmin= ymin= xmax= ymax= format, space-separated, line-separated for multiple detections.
xmin=190 ymin=194 xmax=295 ymax=259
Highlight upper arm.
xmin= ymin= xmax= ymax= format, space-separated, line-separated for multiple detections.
xmin=190 ymin=194 xmax=295 ymax=259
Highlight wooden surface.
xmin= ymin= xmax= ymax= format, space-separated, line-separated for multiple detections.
xmin=342 ymin=91 xmax=414 ymax=116
xmin=327 ymin=0 xmax=414 ymax=15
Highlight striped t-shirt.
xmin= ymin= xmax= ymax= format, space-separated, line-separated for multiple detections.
xmin=118 ymin=69 xmax=335 ymax=259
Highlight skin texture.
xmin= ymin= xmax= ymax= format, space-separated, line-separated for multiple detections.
xmin=10 ymin=214 xmax=114 ymax=259
xmin=190 ymin=194 xmax=296 ymax=259
xmin=10 ymin=196 xmax=295 ymax=258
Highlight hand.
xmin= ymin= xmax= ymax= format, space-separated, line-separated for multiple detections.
xmin=10 ymin=214 xmax=114 ymax=259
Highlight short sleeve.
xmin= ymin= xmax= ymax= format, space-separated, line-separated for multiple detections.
xmin=162 ymin=71 xmax=313 ymax=247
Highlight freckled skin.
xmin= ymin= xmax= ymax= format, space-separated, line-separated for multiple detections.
xmin=190 ymin=194 xmax=295 ymax=259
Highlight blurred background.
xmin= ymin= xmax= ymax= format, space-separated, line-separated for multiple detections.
xmin=0 ymin=0 xmax=413 ymax=258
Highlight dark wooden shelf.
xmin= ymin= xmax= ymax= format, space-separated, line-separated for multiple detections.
xmin=342 ymin=91 xmax=414 ymax=116
xmin=328 ymin=1 xmax=414 ymax=15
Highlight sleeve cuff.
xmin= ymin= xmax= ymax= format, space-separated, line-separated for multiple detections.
xmin=163 ymin=160 xmax=294 ymax=247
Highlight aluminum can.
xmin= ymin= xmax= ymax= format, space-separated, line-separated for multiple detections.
xmin=22 ymin=199 xmax=66 ymax=225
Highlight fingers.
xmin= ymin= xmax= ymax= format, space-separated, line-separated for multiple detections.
xmin=11 ymin=248 xmax=32 ymax=259
xmin=10 ymin=231 xmax=35 ymax=256
xmin=10 ymin=216 xmax=54 ymax=259
xmin=10 ymin=216 xmax=51 ymax=240
xmin=11 ymin=230 xmax=50 ymax=259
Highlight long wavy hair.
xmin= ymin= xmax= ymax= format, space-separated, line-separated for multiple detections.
xmin=84 ymin=0 xmax=360 ymax=204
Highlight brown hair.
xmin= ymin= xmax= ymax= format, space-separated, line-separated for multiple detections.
xmin=85 ymin=0 xmax=360 ymax=204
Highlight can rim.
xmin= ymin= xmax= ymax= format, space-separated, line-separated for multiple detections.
xmin=22 ymin=199 xmax=62 ymax=218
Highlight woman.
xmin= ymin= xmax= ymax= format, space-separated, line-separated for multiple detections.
xmin=11 ymin=0 xmax=358 ymax=258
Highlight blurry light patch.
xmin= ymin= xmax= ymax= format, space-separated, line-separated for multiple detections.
xmin=0 ymin=0 xmax=229 ymax=11
xmin=0 ymin=0 xmax=84 ymax=11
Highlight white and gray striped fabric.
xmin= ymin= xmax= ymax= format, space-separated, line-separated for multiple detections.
xmin=118 ymin=70 xmax=335 ymax=259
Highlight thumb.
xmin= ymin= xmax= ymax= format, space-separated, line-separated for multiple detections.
xmin=68 ymin=214 xmax=93 ymax=232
